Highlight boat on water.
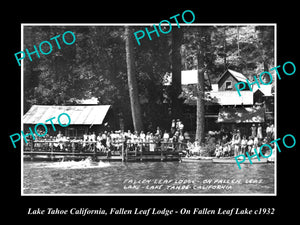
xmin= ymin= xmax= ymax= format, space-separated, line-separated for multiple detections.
xmin=212 ymin=157 xmax=269 ymax=164
xmin=180 ymin=156 xmax=214 ymax=162
xmin=181 ymin=156 xmax=274 ymax=164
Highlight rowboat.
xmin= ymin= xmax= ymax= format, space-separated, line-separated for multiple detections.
xmin=212 ymin=157 xmax=269 ymax=164
xmin=180 ymin=156 xmax=213 ymax=162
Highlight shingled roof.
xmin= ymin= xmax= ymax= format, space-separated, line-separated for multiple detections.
xmin=217 ymin=69 xmax=248 ymax=83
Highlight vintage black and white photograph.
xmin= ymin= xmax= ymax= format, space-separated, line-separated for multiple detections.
xmin=21 ymin=24 xmax=276 ymax=195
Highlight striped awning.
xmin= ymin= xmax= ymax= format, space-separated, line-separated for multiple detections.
xmin=23 ymin=105 xmax=110 ymax=125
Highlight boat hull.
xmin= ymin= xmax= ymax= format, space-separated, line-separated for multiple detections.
xmin=181 ymin=157 xmax=272 ymax=164
xmin=181 ymin=157 xmax=213 ymax=162
xmin=212 ymin=158 xmax=269 ymax=164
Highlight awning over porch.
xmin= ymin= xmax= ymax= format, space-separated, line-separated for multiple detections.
xmin=23 ymin=105 xmax=111 ymax=125
xmin=217 ymin=107 xmax=265 ymax=123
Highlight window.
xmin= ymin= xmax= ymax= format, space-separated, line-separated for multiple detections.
xmin=225 ymin=81 xmax=232 ymax=90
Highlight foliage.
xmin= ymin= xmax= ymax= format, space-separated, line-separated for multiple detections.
xmin=180 ymin=25 xmax=274 ymax=100
xmin=23 ymin=26 xmax=172 ymax=131
xmin=23 ymin=25 xmax=274 ymax=131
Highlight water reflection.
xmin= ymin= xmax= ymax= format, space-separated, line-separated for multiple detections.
xmin=23 ymin=161 xmax=274 ymax=194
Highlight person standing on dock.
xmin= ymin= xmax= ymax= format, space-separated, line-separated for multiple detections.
xmin=170 ymin=119 xmax=176 ymax=136
xmin=172 ymin=131 xmax=179 ymax=151
xmin=253 ymin=136 xmax=259 ymax=151
xmin=90 ymin=132 xmax=96 ymax=151
xmin=163 ymin=130 xmax=169 ymax=143
xmin=247 ymin=136 xmax=254 ymax=156
xmin=149 ymin=133 xmax=155 ymax=152
xmin=266 ymin=123 xmax=272 ymax=140
xmin=232 ymin=132 xmax=241 ymax=157
xmin=90 ymin=132 xmax=96 ymax=142
xmin=257 ymin=124 xmax=263 ymax=140
xmin=178 ymin=132 xmax=184 ymax=150
xmin=251 ymin=124 xmax=257 ymax=138
xmin=140 ymin=131 xmax=146 ymax=142
xmin=96 ymin=133 xmax=102 ymax=151
xmin=179 ymin=121 xmax=184 ymax=135
xmin=175 ymin=119 xmax=181 ymax=131
xmin=101 ymin=132 xmax=107 ymax=149
xmin=241 ymin=135 xmax=247 ymax=155
xmin=270 ymin=123 xmax=275 ymax=139
xmin=155 ymin=127 xmax=162 ymax=139
xmin=183 ymin=131 xmax=190 ymax=142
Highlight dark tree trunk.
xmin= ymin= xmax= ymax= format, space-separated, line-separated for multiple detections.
xmin=171 ymin=28 xmax=183 ymax=119
xmin=196 ymin=36 xmax=205 ymax=144
xmin=125 ymin=26 xmax=143 ymax=132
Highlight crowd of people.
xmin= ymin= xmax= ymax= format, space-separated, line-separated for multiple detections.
xmin=183 ymin=123 xmax=275 ymax=157
xmin=25 ymin=119 xmax=189 ymax=153
xmin=25 ymin=120 xmax=275 ymax=158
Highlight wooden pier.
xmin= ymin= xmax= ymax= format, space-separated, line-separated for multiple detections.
xmin=23 ymin=141 xmax=182 ymax=162
xmin=23 ymin=150 xmax=181 ymax=162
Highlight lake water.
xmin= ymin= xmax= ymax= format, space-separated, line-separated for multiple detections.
xmin=23 ymin=160 xmax=275 ymax=195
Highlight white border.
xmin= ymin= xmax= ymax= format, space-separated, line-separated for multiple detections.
xmin=21 ymin=23 xmax=277 ymax=196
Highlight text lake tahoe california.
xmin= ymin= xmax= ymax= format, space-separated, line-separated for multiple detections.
xmin=27 ymin=207 xmax=275 ymax=216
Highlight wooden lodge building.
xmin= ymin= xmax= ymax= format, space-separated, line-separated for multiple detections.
xmin=181 ymin=69 xmax=275 ymax=136
xmin=23 ymin=104 xmax=115 ymax=138
xmin=23 ymin=69 xmax=274 ymax=139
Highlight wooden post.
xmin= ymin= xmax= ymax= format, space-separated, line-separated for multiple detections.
xmin=30 ymin=139 xmax=34 ymax=152
xmin=121 ymin=142 xmax=124 ymax=162
xmin=51 ymin=141 xmax=54 ymax=161
xmin=72 ymin=141 xmax=75 ymax=158
xmin=125 ymin=143 xmax=128 ymax=162
xmin=94 ymin=142 xmax=97 ymax=161
xmin=140 ymin=143 xmax=143 ymax=161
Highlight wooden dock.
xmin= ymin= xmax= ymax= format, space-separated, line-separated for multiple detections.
xmin=23 ymin=150 xmax=181 ymax=162
xmin=23 ymin=140 xmax=182 ymax=162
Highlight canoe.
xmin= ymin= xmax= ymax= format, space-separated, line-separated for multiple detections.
xmin=212 ymin=157 xmax=269 ymax=164
xmin=181 ymin=156 xmax=213 ymax=162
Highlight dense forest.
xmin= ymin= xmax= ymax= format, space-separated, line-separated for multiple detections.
xmin=23 ymin=25 xmax=274 ymax=134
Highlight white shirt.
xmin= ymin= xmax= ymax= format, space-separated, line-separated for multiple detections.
xmin=163 ymin=133 xmax=169 ymax=139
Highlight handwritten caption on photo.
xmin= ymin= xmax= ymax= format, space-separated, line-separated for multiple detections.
xmin=122 ymin=178 xmax=264 ymax=191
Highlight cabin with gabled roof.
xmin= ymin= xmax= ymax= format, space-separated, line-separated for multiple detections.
xmin=217 ymin=69 xmax=250 ymax=92
xmin=180 ymin=68 xmax=274 ymax=136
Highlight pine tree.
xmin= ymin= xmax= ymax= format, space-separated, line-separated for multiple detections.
xmin=170 ymin=28 xmax=183 ymax=119
xmin=125 ymin=26 xmax=143 ymax=132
